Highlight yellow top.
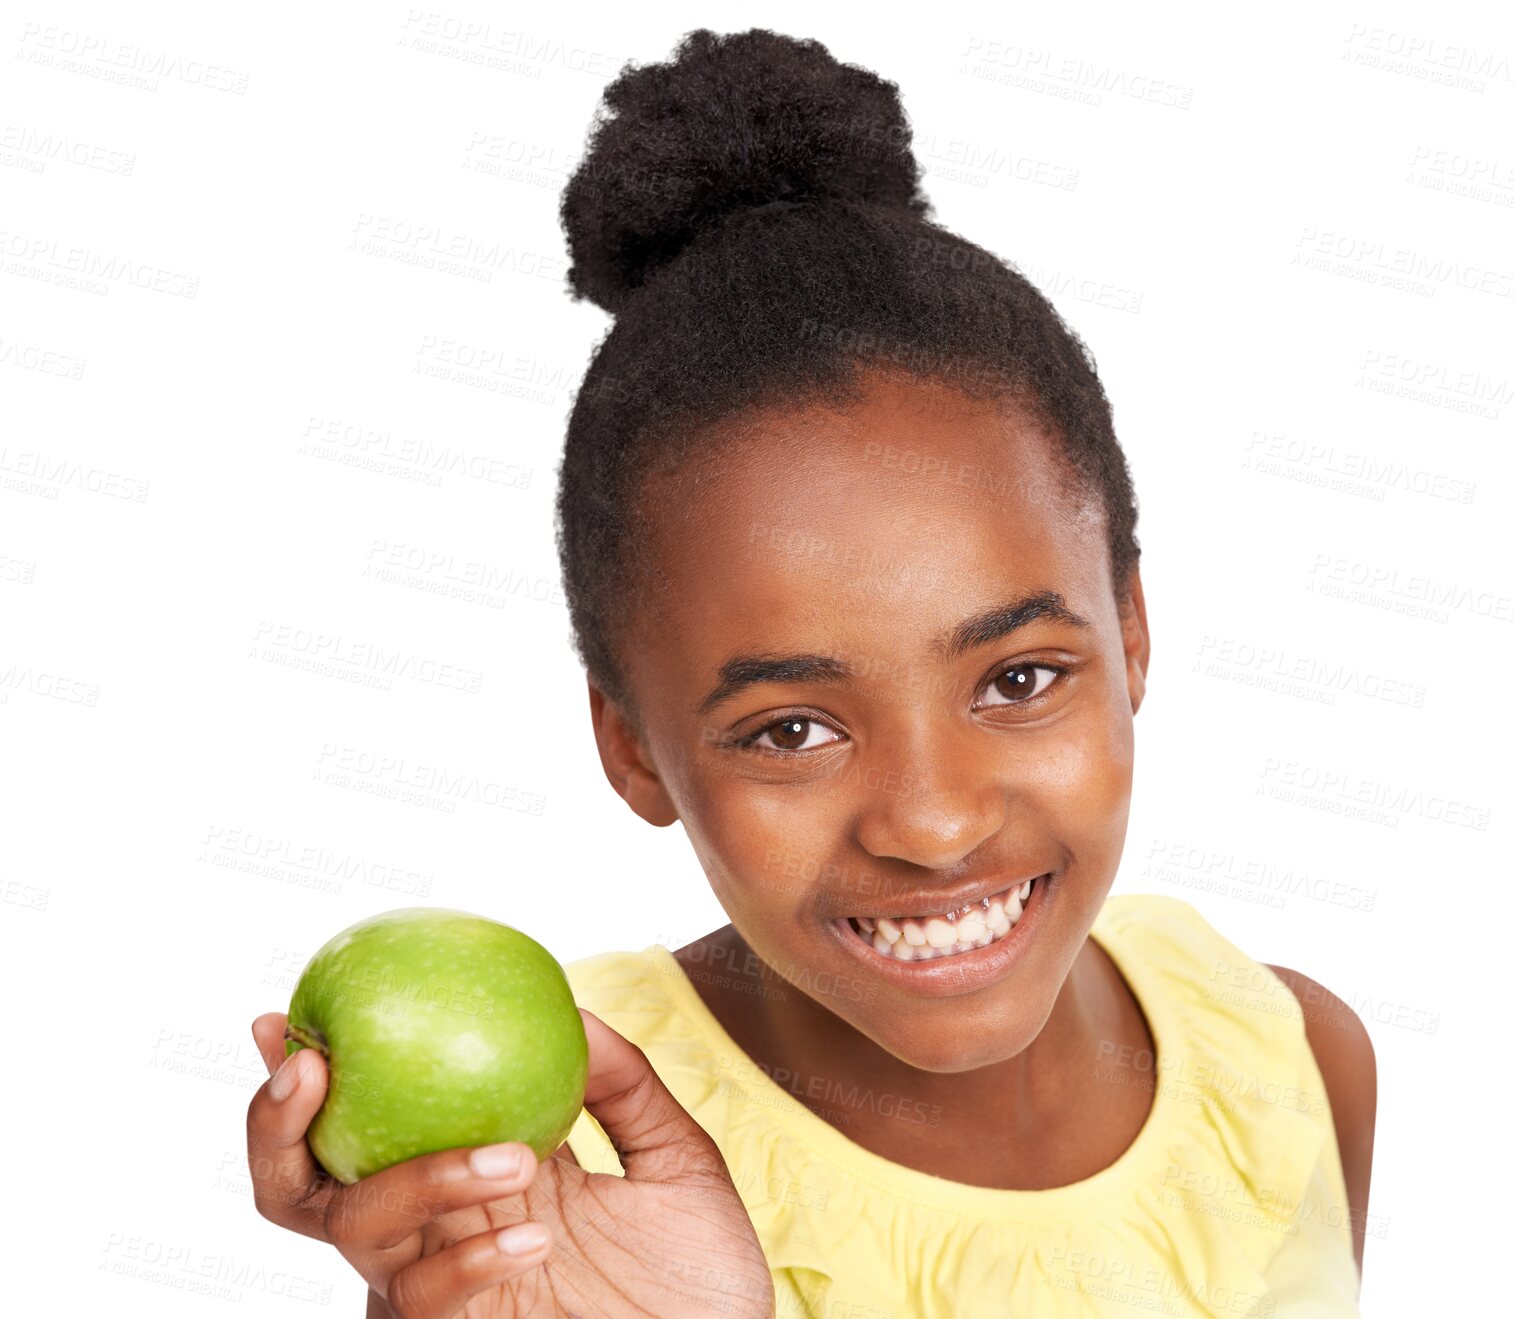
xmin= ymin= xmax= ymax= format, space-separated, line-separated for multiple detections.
xmin=562 ymin=892 xmax=1361 ymax=1317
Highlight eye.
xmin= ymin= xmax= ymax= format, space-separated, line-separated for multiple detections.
xmin=727 ymin=663 xmax=1068 ymax=758
xmin=732 ymin=714 xmax=843 ymax=755
xmin=975 ymin=663 xmax=1065 ymax=709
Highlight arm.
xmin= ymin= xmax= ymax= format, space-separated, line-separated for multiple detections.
xmin=1265 ymin=963 xmax=1378 ymax=1284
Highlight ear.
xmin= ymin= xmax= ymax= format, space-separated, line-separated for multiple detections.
xmin=1119 ymin=566 xmax=1151 ymax=716
xmin=587 ymin=680 xmax=680 ymax=827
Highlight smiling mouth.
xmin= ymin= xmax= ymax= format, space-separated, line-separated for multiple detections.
xmin=847 ymin=876 xmax=1040 ymax=962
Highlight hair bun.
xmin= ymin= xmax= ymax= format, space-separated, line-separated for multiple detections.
xmin=560 ymin=27 xmax=930 ymax=315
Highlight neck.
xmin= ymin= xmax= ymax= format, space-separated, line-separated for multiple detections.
xmin=674 ymin=924 xmax=1154 ymax=1190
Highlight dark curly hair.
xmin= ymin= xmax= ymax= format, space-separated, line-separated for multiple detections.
xmin=554 ymin=28 xmax=1140 ymax=739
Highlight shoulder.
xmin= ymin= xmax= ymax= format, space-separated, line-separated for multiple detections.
xmin=1262 ymin=963 xmax=1377 ymax=1129
xmin=557 ymin=945 xmax=685 ymax=1178
xmin=1264 ymin=963 xmax=1377 ymax=1274
xmin=561 ymin=945 xmax=676 ymax=1009
xmin=1099 ymin=896 xmax=1377 ymax=1274
xmin=1106 ymin=899 xmax=1380 ymax=1161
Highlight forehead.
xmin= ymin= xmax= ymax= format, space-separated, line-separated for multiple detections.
xmin=627 ymin=373 xmax=1108 ymax=699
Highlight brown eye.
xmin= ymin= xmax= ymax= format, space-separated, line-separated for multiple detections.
xmin=737 ymin=715 xmax=843 ymax=754
xmin=979 ymin=664 xmax=1061 ymax=708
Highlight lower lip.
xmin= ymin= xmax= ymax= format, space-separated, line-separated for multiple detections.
xmin=829 ymin=873 xmax=1053 ymax=998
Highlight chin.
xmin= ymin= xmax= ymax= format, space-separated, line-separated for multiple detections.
xmin=869 ymin=1014 xmax=1041 ymax=1074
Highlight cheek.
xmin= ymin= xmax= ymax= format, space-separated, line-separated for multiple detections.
xmin=1034 ymin=691 xmax=1135 ymax=882
xmin=675 ymin=774 xmax=825 ymax=918
xmin=1057 ymin=699 xmax=1133 ymax=804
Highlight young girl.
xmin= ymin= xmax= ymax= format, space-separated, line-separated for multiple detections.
xmin=247 ymin=28 xmax=1375 ymax=1318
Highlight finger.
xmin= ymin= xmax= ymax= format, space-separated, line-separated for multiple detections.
xmin=252 ymin=1011 xmax=289 ymax=1074
xmin=326 ymin=1142 xmax=541 ymax=1254
xmin=246 ymin=1042 xmax=336 ymax=1239
xmin=579 ymin=1008 xmax=730 ymax=1185
xmin=385 ymin=1221 xmax=551 ymax=1319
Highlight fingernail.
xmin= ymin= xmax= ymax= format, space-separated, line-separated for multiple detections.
xmin=269 ymin=1053 xmax=301 ymax=1102
xmin=469 ymin=1143 xmax=522 ymax=1180
xmin=497 ymin=1223 xmax=547 ymax=1256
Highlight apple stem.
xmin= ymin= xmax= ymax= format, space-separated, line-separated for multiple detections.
xmin=284 ymin=1022 xmax=330 ymax=1057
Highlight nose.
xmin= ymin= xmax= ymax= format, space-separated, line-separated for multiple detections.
xmin=851 ymin=727 xmax=1010 ymax=870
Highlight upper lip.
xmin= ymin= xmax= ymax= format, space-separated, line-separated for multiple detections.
xmin=838 ymin=872 xmax=1049 ymax=921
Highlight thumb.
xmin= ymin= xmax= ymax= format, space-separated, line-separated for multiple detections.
xmin=246 ymin=1012 xmax=337 ymax=1238
xmin=578 ymin=1008 xmax=730 ymax=1187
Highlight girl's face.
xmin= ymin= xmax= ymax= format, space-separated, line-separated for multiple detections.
xmin=596 ymin=370 xmax=1150 ymax=1072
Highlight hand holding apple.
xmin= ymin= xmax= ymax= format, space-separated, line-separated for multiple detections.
xmin=245 ymin=1006 xmax=774 ymax=1319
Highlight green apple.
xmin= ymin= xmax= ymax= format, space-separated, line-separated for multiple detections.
xmin=284 ymin=906 xmax=589 ymax=1184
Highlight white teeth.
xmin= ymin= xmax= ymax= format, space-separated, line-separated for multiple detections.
xmin=851 ymin=877 xmax=1037 ymax=962
xmin=924 ymin=918 xmax=957 ymax=948
xmin=955 ymin=915 xmax=987 ymax=943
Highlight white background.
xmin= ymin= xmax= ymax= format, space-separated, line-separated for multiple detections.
xmin=3 ymin=1 xmax=1510 ymax=1314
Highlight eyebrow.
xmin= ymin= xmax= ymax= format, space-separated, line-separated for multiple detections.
xmin=693 ymin=590 xmax=1092 ymax=717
